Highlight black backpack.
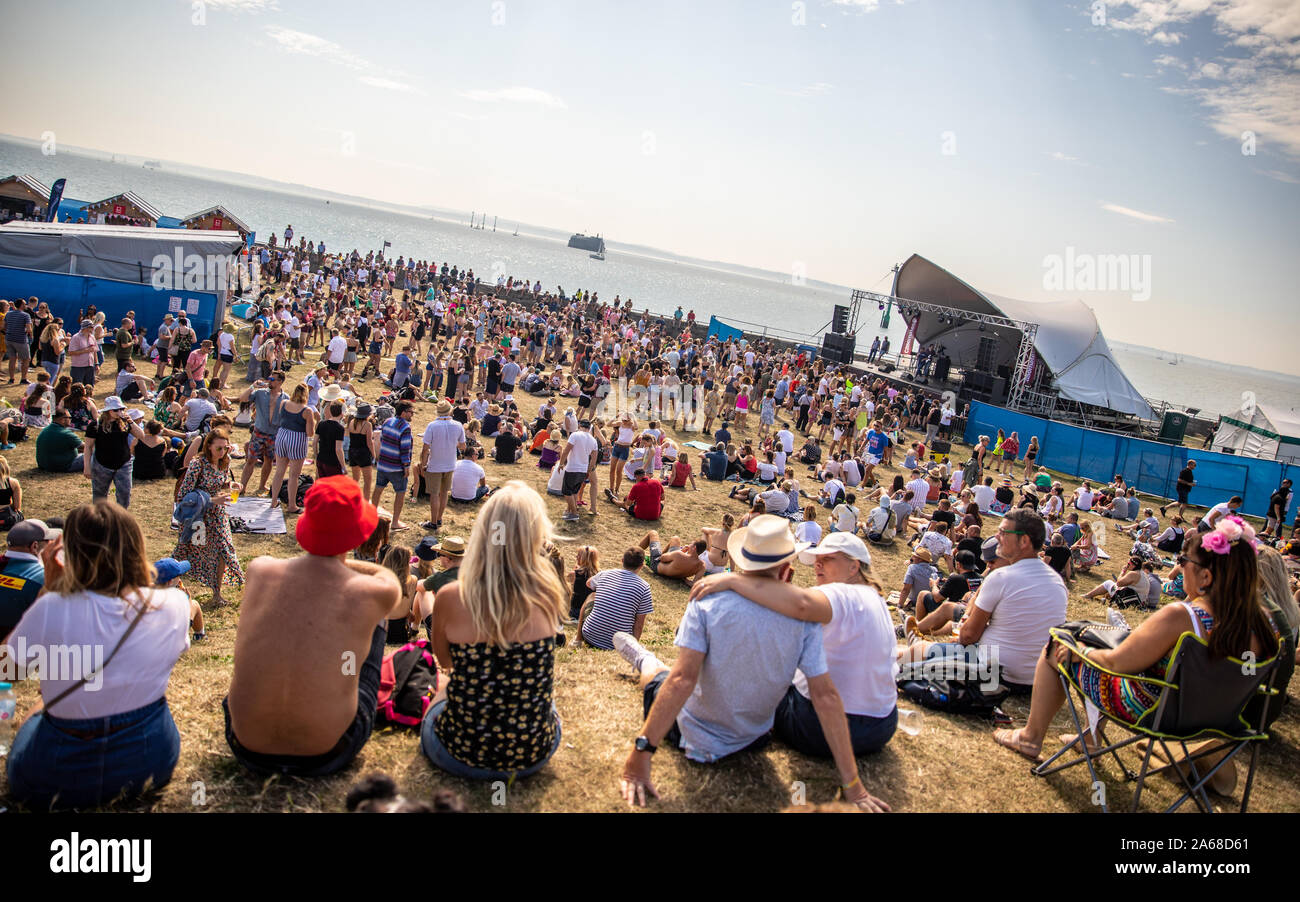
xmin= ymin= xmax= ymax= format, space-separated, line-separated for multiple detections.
xmin=898 ymin=658 xmax=1010 ymax=716
xmin=278 ymin=474 xmax=314 ymax=507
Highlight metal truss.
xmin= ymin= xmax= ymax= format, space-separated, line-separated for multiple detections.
xmin=849 ymin=288 xmax=1041 ymax=412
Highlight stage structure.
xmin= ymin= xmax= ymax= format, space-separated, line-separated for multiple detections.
xmin=840 ymin=255 xmax=1154 ymax=425
xmin=851 ymin=288 xmax=1039 ymax=411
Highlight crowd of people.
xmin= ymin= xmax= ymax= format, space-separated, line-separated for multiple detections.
xmin=1 ymin=225 xmax=1298 ymax=813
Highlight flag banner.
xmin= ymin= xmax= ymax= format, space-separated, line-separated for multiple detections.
xmin=901 ymin=314 xmax=918 ymax=356
xmin=44 ymin=178 xmax=66 ymax=222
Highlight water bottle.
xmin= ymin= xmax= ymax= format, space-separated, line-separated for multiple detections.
xmin=0 ymin=683 xmax=16 ymax=757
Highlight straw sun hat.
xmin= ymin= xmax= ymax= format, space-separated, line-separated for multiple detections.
xmin=726 ymin=515 xmax=808 ymax=573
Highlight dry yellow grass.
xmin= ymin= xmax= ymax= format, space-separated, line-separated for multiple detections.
xmin=2 ymin=341 xmax=1297 ymax=814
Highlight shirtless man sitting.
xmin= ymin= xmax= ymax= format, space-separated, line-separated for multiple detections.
xmin=224 ymin=476 xmax=401 ymax=777
xmin=637 ymin=529 xmax=706 ymax=583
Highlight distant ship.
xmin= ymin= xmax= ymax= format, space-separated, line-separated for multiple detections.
xmin=143 ymin=160 xmax=162 ymax=170
xmin=568 ymin=233 xmax=605 ymax=253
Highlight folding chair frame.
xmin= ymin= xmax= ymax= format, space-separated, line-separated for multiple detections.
xmin=1031 ymin=629 xmax=1278 ymax=813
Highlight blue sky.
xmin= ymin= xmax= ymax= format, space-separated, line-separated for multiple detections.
xmin=1 ymin=0 xmax=1297 ymax=372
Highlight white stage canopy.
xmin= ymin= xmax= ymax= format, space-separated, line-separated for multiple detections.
xmin=893 ymin=254 xmax=1155 ymax=419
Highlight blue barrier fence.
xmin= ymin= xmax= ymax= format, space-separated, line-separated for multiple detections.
xmin=963 ymin=401 xmax=1293 ymax=520
xmin=0 ymin=267 xmax=220 ymax=345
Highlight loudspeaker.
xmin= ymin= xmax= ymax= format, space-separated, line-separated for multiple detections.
xmin=878 ymin=362 xmax=895 ymax=373
xmin=933 ymin=355 xmax=951 ymax=381
xmin=821 ymin=332 xmax=856 ymax=364
xmin=990 ymin=376 xmax=1008 ymax=402
xmin=964 ymin=372 xmax=993 ymax=393
xmin=996 ymin=364 xmax=1012 ymax=380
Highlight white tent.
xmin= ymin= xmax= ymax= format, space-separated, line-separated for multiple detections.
xmin=1212 ymin=403 xmax=1300 ymax=464
xmin=893 ymin=254 xmax=1155 ymax=419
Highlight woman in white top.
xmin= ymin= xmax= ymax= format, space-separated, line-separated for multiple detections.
xmin=215 ymin=324 xmax=237 ymax=390
xmin=688 ymin=531 xmax=897 ymax=757
xmin=2 ymin=502 xmax=199 ymax=810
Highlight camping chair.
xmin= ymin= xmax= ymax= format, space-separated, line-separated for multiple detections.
xmin=1032 ymin=627 xmax=1279 ymax=813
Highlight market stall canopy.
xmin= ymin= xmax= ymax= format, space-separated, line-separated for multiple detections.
xmin=1212 ymin=402 xmax=1300 ymax=464
xmin=893 ymin=254 xmax=1155 ymax=419
xmin=0 ymin=220 xmax=245 ymax=285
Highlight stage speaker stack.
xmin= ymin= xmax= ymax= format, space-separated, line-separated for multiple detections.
xmin=821 ymin=332 xmax=856 ymax=365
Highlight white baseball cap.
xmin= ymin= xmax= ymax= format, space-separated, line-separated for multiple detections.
xmin=798 ymin=531 xmax=872 ymax=567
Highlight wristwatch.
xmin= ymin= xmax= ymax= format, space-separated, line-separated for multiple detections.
xmin=634 ymin=735 xmax=657 ymax=755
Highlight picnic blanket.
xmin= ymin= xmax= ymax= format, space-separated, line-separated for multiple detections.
xmin=685 ymin=440 xmax=715 ymax=451
xmin=226 ymin=498 xmax=288 ymax=535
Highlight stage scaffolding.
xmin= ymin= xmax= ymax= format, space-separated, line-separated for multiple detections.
xmin=849 ymin=289 xmax=1041 ymax=412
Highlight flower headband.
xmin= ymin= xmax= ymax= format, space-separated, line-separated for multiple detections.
xmin=1201 ymin=515 xmax=1258 ymax=555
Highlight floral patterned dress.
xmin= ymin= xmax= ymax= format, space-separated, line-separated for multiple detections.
xmin=173 ymin=456 xmax=245 ymax=590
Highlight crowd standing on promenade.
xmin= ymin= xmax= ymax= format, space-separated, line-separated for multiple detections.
xmin=1 ymin=225 xmax=1297 ymax=812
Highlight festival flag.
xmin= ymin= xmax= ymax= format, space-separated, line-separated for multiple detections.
xmin=44 ymin=178 xmax=66 ymax=222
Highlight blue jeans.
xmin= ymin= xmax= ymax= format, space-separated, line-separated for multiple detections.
xmin=420 ymin=698 xmax=562 ymax=781
xmin=91 ymin=457 xmax=133 ymax=508
xmin=5 ymin=696 xmax=180 ymax=810
xmin=774 ymin=685 xmax=896 ymax=758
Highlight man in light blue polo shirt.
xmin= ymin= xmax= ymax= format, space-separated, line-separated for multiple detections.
xmin=612 ymin=515 xmax=889 ymax=811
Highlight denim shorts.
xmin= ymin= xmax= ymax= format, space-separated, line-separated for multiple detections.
xmin=612 ymin=443 xmax=631 ymax=461
xmin=5 ymin=696 xmax=180 ymax=810
xmin=375 ymin=468 xmax=408 ymax=494
xmin=420 ymin=699 xmax=562 ymax=781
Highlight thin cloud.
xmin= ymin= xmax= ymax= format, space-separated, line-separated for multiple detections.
xmin=263 ymin=26 xmax=370 ymax=70
xmin=779 ymin=82 xmax=835 ymax=97
xmin=201 ymin=0 xmax=279 ymax=11
xmin=831 ymin=0 xmax=913 ymax=10
xmin=359 ymin=75 xmax=419 ymax=94
xmin=1101 ymin=201 xmax=1175 ymax=223
xmin=1257 ymin=168 xmax=1300 ymax=184
xmin=1046 ymin=150 xmax=1083 ymax=164
xmin=1105 ymin=1 xmax=1300 ymax=158
xmin=460 ymin=86 xmax=566 ymax=109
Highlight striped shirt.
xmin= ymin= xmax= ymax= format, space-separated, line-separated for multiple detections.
xmin=581 ymin=569 xmax=654 ymax=651
xmin=377 ymin=416 xmax=412 ymax=473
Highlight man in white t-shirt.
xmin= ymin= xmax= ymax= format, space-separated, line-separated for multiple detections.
xmin=973 ymin=477 xmax=996 ymax=513
xmin=450 ymin=446 xmax=490 ymax=502
xmin=419 ymin=400 xmax=466 ymax=529
xmin=819 ymin=476 xmax=845 ymax=508
xmin=326 ymin=329 xmax=347 ymax=368
xmin=1200 ymin=496 xmax=1242 ymax=530
xmin=558 ymin=419 xmax=600 ymax=521
xmin=903 ymin=509 xmax=1067 ymax=687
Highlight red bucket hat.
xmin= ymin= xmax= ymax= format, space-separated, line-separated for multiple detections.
xmin=296 ymin=476 xmax=379 ymax=557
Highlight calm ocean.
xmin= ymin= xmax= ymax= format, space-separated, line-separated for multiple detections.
xmin=2 ymin=138 xmax=1296 ymax=421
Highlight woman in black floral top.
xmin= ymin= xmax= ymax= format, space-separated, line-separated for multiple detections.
xmin=421 ymin=480 xmax=566 ymax=779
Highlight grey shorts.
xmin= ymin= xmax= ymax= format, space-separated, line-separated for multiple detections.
xmin=6 ymin=343 xmax=30 ymax=361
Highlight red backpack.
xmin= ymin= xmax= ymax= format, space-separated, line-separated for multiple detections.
xmin=376 ymin=638 xmax=439 ymax=726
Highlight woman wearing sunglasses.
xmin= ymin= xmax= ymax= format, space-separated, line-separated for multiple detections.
xmin=996 ymin=516 xmax=1281 ymax=773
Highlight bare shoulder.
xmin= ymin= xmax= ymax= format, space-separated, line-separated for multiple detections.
xmin=244 ymin=555 xmax=285 ymax=579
